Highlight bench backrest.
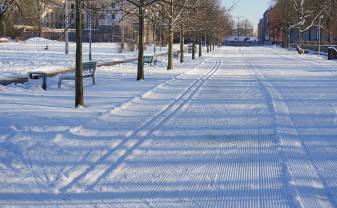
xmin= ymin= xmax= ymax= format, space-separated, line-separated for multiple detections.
xmin=144 ymin=56 xmax=152 ymax=61
xmin=83 ymin=62 xmax=97 ymax=75
xmin=329 ymin=47 xmax=337 ymax=52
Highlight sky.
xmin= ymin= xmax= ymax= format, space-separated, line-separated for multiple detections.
xmin=222 ymin=0 xmax=273 ymax=30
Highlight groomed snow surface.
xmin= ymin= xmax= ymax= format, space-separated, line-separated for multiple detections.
xmin=0 ymin=39 xmax=161 ymax=79
xmin=1 ymin=46 xmax=337 ymax=207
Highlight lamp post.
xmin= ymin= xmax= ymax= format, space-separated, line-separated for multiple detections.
xmin=233 ymin=16 xmax=243 ymax=42
xmin=64 ymin=0 xmax=69 ymax=54
xmin=318 ymin=15 xmax=324 ymax=56
xmin=88 ymin=1 xmax=92 ymax=61
xmin=288 ymin=26 xmax=291 ymax=49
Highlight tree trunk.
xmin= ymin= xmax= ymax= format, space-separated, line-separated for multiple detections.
xmin=0 ymin=15 xmax=5 ymax=37
xmin=137 ymin=0 xmax=145 ymax=80
xmin=37 ymin=0 xmax=42 ymax=37
xmin=120 ymin=4 xmax=125 ymax=52
xmin=159 ymin=29 xmax=162 ymax=51
xmin=167 ymin=1 xmax=173 ymax=70
xmin=199 ymin=33 xmax=202 ymax=57
xmin=167 ymin=26 xmax=173 ymax=70
xmin=207 ymin=34 xmax=210 ymax=53
xmin=298 ymin=30 xmax=303 ymax=47
xmin=75 ymin=0 xmax=83 ymax=107
xmin=212 ymin=34 xmax=215 ymax=50
xmin=218 ymin=34 xmax=221 ymax=48
xmin=153 ymin=24 xmax=156 ymax=53
xmin=192 ymin=33 xmax=196 ymax=60
xmin=180 ymin=26 xmax=184 ymax=63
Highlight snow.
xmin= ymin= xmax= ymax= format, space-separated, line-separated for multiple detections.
xmin=0 ymin=40 xmax=163 ymax=79
xmin=25 ymin=37 xmax=60 ymax=44
xmin=1 ymin=45 xmax=337 ymax=207
xmin=0 ymin=37 xmax=10 ymax=43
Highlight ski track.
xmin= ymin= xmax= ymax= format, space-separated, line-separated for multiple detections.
xmin=1 ymin=47 xmax=337 ymax=207
xmin=58 ymin=59 xmax=223 ymax=193
xmin=242 ymin=48 xmax=337 ymax=208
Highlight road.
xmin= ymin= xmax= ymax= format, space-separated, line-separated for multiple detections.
xmin=1 ymin=47 xmax=337 ymax=207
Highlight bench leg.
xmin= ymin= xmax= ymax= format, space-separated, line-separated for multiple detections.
xmin=58 ymin=78 xmax=63 ymax=88
xmin=92 ymin=76 xmax=96 ymax=85
xmin=42 ymin=76 xmax=47 ymax=90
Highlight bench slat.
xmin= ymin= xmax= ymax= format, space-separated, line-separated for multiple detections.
xmin=58 ymin=62 xmax=97 ymax=88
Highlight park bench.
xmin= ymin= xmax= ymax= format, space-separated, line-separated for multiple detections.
xmin=58 ymin=62 xmax=97 ymax=88
xmin=328 ymin=47 xmax=337 ymax=60
xmin=144 ymin=54 xmax=157 ymax=66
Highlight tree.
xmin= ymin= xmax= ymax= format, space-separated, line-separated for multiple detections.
xmin=275 ymin=0 xmax=333 ymax=46
xmin=121 ymin=0 xmax=162 ymax=80
xmin=0 ymin=0 xmax=15 ymax=36
xmin=75 ymin=0 xmax=83 ymax=107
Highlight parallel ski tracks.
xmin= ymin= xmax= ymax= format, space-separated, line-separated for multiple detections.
xmin=57 ymin=59 xmax=222 ymax=193
xmin=242 ymin=49 xmax=337 ymax=208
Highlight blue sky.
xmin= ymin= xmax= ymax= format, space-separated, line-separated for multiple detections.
xmin=222 ymin=0 xmax=273 ymax=29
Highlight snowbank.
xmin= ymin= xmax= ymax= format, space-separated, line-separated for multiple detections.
xmin=0 ymin=37 xmax=10 ymax=43
xmin=25 ymin=37 xmax=59 ymax=43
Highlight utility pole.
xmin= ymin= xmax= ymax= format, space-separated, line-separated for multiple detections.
xmin=234 ymin=16 xmax=243 ymax=41
xmin=65 ymin=0 xmax=69 ymax=54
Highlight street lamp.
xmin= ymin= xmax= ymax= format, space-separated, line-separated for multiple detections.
xmin=288 ymin=26 xmax=291 ymax=49
xmin=232 ymin=16 xmax=243 ymax=42
xmin=318 ymin=15 xmax=324 ymax=56
xmin=88 ymin=2 xmax=92 ymax=61
xmin=64 ymin=0 xmax=69 ymax=54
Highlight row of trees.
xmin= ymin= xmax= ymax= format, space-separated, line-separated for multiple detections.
xmin=0 ymin=0 xmax=55 ymax=36
xmin=0 ymin=0 xmax=232 ymax=107
xmin=274 ymin=0 xmax=337 ymax=47
xmin=74 ymin=0 xmax=232 ymax=107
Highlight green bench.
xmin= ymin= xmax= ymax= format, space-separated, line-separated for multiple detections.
xmin=58 ymin=62 xmax=97 ymax=88
xmin=144 ymin=54 xmax=157 ymax=66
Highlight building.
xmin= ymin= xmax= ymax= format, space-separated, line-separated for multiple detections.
xmin=259 ymin=6 xmax=336 ymax=46
xmin=258 ymin=7 xmax=282 ymax=44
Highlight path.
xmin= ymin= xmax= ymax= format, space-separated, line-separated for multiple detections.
xmin=1 ymin=47 xmax=337 ymax=207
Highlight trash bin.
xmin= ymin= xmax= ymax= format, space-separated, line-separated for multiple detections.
xmin=328 ymin=47 xmax=337 ymax=60
xmin=27 ymin=71 xmax=47 ymax=90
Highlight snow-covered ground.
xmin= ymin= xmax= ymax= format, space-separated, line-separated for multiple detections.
xmin=0 ymin=38 xmax=165 ymax=79
xmin=1 ymin=46 xmax=337 ymax=207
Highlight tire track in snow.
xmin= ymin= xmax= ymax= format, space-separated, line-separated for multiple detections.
xmin=57 ymin=59 xmax=222 ymax=193
xmin=242 ymin=49 xmax=337 ymax=208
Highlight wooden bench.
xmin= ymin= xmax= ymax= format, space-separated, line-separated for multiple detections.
xmin=58 ymin=62 xmax=97 ymax=88
xmin=144 ymin=54 xmax=157 ymax=66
